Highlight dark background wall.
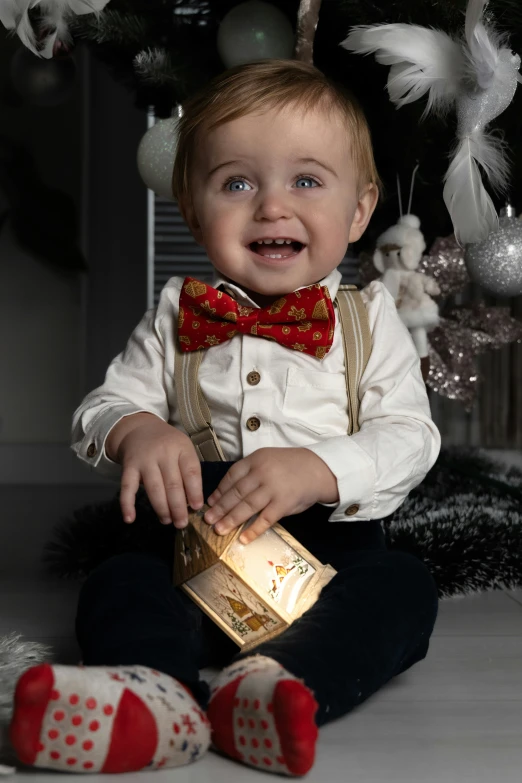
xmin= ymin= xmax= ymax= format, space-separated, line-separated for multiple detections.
xmin=0 ymin=37 xmax=148 ymax=482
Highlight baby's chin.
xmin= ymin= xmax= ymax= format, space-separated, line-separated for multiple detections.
xmin=237 ymin=283 xmax=288 ymax=308
xmin=216 ymin=271 xmax=299 ymax=296
xmin=212 ymin=260 xmax=326 ymax=301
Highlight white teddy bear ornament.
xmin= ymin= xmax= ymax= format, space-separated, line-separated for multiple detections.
xmin=373 ymin=214 xmax=441 ymax=365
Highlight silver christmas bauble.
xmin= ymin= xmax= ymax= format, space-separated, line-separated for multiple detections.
xmin=217 ymin=0 xmax=295 ymax=69
xmin=137 ymin=116 xmax=179 ymax=199
xmin=10 ymin=47 xmax=75 ymax=107
xmin=465 ymin=205 xmax=522 ymax=298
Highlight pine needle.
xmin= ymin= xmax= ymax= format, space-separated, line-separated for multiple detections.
xmin=72 ymin=9 xmax=147 ymax=45
xmin=133 ymin=47 xmax=182 ymax=85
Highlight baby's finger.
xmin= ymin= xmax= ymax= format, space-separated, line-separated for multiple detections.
xmin=204 ymin=474 xmax=260 ymax=525
xmin=158 ymin=462 xmax=190 ymax=528
xmin=179 ymin=451 xmax=204 ymax=511
xmin=141 ymin=465 xmax=176 ymax=525
xmin=239 ymin=506 xmax=280 ymax=545
xmin=119 ymin=466 xmax=141 ymax=523
xmin=213 ymin=487 xmax=268 ymax=536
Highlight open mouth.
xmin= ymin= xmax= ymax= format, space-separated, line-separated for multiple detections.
xmin=248 ymin=240 xmax=305 ymax=259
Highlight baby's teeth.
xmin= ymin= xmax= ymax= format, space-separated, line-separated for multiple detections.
xmin=267 ymin=254 xmax=282 ymax=259
xmin=256 ymin=239 xmax=294 ymax=245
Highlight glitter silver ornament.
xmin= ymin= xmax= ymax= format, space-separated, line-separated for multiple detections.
xmin=465 ymin=204 xmax=522 ymax=298
xmin=137 ymin=112 xmax=181 ymax=200
xmin=217 ymin=0 xmax=295 ymax=69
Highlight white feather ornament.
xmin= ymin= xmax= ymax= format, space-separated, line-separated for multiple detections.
xmin=340 ymin=0 xmax=522 ymax=245
xmin=443 ymin=136 xmax=498 ymax=245
xmin=343 ymin=24 xmax=464 ymax=117
xmin=0 ymin=0 xmax=111 ymax=58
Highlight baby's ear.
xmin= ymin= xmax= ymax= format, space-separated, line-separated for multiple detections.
xmin=348 ymin=183 xmax=379 ymax=243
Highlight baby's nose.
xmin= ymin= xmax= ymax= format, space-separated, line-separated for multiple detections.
xmin=254 ymin=190 xmax=293 ymax=220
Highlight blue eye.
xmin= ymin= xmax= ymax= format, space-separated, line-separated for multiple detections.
xmin=223 ymin=175 xmax=321 ymax=191
xmin=295 ymin=176 xmax=319 ymax=188
xmin=225 ymin=179 xmax=252 ymax=192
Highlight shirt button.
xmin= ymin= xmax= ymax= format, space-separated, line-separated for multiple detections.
xmin=246 ymin=416 xmax=261 ymax=431
xmin=247 ymin=371 xmax=261 ymax=386
xmin=86 ymin=443 xmax=97 ymax=458
xmin=345 ymin=504 xmax=359 ymax=516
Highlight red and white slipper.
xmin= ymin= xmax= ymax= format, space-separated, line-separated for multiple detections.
xmin=207 ymin=656 xmax=318 ymax=776
xmin=9 ymin=663 xmax=210 ymax=773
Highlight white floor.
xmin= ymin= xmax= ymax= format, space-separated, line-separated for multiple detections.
xmin=2 ymin=484 xmax=522 ymax=782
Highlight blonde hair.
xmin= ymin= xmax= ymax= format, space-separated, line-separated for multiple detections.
xmin=172 ymin=59 xmax=381 ymax=212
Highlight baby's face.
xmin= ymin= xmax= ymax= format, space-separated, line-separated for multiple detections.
xmin=185 ymin=103 xmax=376 ymax=298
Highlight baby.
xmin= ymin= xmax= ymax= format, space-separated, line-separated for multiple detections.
xmin=9 ymin=59 xmax=441 ymax=776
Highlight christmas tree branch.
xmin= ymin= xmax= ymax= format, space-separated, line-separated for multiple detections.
xmin=133 ymin=47 xmax=183 ymax=85
xmin=72 ymin=8 xmax=148 ymax=45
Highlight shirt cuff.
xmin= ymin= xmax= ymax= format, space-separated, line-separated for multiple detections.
xmin=303 ymin=436 xmax=376 ymax=522
xmin=71 ymin=405 xmax=166 ymax=481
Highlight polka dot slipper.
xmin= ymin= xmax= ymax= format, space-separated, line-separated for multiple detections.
xmin=207 ymin=656 xmax=318 ymax=776
xmin=9 ymin=663 xmax=210 ymax=773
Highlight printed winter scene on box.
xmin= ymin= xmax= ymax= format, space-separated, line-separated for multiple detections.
xmin=187 ymin=561 xmax=285 ymax=643
xmin=226 ymin=528 xmax=316 ymax=614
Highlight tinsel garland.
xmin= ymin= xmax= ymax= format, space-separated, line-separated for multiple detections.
xmin=0 ymin=634 xmax=52 ymax=766
xmin=43 ymin=448 xmax=522 ymax=601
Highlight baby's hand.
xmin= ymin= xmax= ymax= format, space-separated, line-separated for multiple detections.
xmin=108 ymin=414 xmax=204 ymax=527
xmin=202 ymin=447 xmax=339 ymax=544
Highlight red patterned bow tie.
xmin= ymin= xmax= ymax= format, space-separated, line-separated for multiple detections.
xmin=178 ymin=277 xmax=335 ymax=359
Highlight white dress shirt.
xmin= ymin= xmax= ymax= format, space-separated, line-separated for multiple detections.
xmin=71 ymin=267 xmax=441 ymax=522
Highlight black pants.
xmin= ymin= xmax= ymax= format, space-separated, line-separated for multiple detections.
xmin=75 ymin=461 xmax=439 ymax=727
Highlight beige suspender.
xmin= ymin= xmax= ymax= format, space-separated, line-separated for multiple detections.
xmin=173 ymin=347 xmax=227 ymax=462
xmin=335 ymin=285 xmax=372 ymax=439
xmin=173 ymin=285 xmax=372 ymax=462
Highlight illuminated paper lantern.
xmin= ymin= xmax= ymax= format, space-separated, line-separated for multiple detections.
xmin=174 ymin=505 xmax=336 ymax=652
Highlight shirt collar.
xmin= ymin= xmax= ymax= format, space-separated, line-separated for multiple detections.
xmin=209 ymin=266 xmax=343 ymax=308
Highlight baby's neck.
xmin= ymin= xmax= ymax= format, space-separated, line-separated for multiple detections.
xmin=228 ymin=279 xmax=323 ymax=308
xmin=242 ymin=287 xmax=283 ymax=308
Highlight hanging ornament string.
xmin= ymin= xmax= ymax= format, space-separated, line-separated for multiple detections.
xmin=395 ymin=163 xmax=419 ymax=220
xmin=407 ymin=163 xmax=419 ymax=216
xmin=294 ymin=0 xmax=323 ymax=64
xmin=396 ymin=172 xmax=403 ymax=218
